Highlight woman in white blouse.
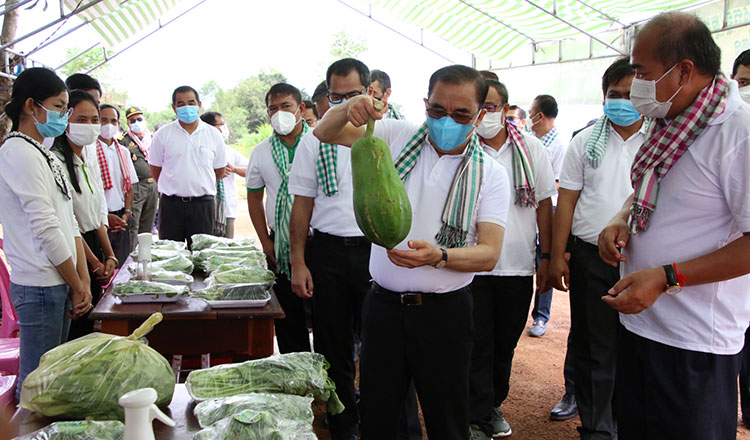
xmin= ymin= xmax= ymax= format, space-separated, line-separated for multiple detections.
xmin=52 ymin=90 xmax=117 ymax=339
xmin=0 ymin=68 xmax=92 ymax=400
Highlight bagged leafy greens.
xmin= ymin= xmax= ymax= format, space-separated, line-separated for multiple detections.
xmin=19 ymin=313 xmax=175 ymax=420
xmin=190 ymin=234 xmax=255 ymax=251
xmin=192 ymin=249 xmax=266 ymax=272
xmin=114 ymin=280 xmax=188 ymax=297
xmin=207 ymin=267 xmax=275 ymax=285
xmin=192 ymin=410 xmax=317 ymax=440
xmin=185 ymin=352 xmax=344 ymax=414
xmin=193 ymin=393 xmax=313 ymax=428
xmin=192 ymin=284 xmax=271 ymax=301
xmin=13 ymin=420 xmax=125 ymax=440
xmin=147 ymin=248 xmax=191 ymax=262
xmin=127 ymin=254 xmax=195 ymax=274
xmin=130 ymin=239 xmax=187 ymax=258
xmin=149 ymin=270 xmax=194 ymax=285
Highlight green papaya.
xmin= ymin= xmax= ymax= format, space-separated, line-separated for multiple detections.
xmin=351 ymin=116 xmax=412 ymax=249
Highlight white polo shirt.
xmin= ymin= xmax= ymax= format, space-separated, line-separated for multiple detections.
xmin=0 ymin=137 xmax=79 ymax=286
xmin=479 ymin=132 xmax=557 ymax=276
xmin=82 ymin=142 xmax=109 ymax=226
xmin=224 ymin=146 xmax=247 ymax=220
xmin=98 ymin=140 xmax=139 ymax=212
xmin=542 ymin=131 xmax=566 ymax=179
xmin=368 ymin=120 xmax=511 ymax=293
xmin=288 ymin=132 xmax=364 ymax=237
xmin=53 ymin=149 xmax=105 ymax=233
xmin=148 ymin=120 xmax=227 ymax=197
xmin=560 ymin=121 xmax=645 ymax=245
xmin=246 ymin=137 xmax=284 ymax=230
xmin=620 ymin=82 xmax=750 ymax=355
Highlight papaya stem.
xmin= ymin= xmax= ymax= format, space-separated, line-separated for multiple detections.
xmin=364 ymin=118 xmax=375 ymax=138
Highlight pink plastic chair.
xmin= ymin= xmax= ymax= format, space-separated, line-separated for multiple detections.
xmin=0 ymin=238 xmax=19 ymax=339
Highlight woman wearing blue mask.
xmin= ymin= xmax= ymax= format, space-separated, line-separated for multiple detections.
xmin=0 ymin=68 xmax=92 ymax=401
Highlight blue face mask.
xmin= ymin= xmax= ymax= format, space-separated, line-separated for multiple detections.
xmin=603 ymin=99 xmax=641 ymax=127
xmin=176 ymin=105 xmax=199 ymax=123
xmin=32 ymin=104 xmax=69 ymax=138
xmin=329 ymin=99 xmax=346 ymax=107
xmin=426 ymin=116 xmax=476 ymax=152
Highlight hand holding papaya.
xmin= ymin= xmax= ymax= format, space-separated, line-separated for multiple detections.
xmin=346 ymin=95 xmax=385 ymax=128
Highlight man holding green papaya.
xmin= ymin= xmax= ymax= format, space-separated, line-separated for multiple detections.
xmin=314 ymin=64 xmax=512 ymax=440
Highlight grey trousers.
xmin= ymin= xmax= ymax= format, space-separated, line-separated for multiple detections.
xmin=128 ymin=179 xmax=158 ymax=249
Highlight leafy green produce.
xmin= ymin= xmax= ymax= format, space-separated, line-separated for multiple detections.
xmin=192 ymin=249 xmax=266 ymax=272
xmin=150 ymin=270 xmax=194 ymax=284
xmin=130 ymin=239 xmax=186 ymax=258
xmin=185 ymin=352 xmax=344 ymax=415
xmin=193 ymin=284 xmax=271 ymax=301
xmin=114 ymin=281 xmax=188 ymax=297
xmin=128 ymin=255 xmax=194 ymax=276
xmin=208 ymin=267 xmax=275 ymax=285
xmin=148 ymin=248 xmax=191 ymax=262
xmin=19 ymin=313 xmax=175 ymax=420
xmin=193 ymin=393 xmax=313 ymax=428
xmin=13 ymin=420 xmax=125 ymax=440
xmin=192 ymin=410 xmax=317 ymax=440
xmin=190 ymin=234 xmax=255 ymax=251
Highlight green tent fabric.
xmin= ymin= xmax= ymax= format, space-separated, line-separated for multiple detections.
xmin=64 ymin=0 xmax=181 ymax=47
xmin=371 ymin=0 xmax=707 ymax=61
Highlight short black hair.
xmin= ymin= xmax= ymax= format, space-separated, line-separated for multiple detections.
xmin=65 ymin=73 xmax=102 ymax=95
xmin=172 ymin=85 xmax=200 ymax=104
xmin=265 ymin=83 xmax=302 ymax=107
xmin=733 ymin=49 xmax=750 ymax=77
xmin=370 ymin=69 xmax=391 ymax=90
xmin=100 ymin=104 xmax=120 ymax=120
xmin=508 ymin=105 xmax=526 ymax=119
xmin=303 ymin=100 xmax=318 ymax=118
xmin=5 ymin=68 xmax=67 ymax=131
xmin=312 ymin=81 xmax=328 ymax=103
xmin=479 ymin=70 xmax=499 ymax=81
xmin=602 ymin=57 xmax=636 ymax=96
xmin=640 ymin=11 xmax=721 ymax=76
xmin=428 ymin=65 xmax=489 ymax=107
xmin=485 ymin=79 xmax=509 ymax=105
xmin=326 ymin=58 xmax=370 ymax=90
xmin=200 ymin=111 xmax=223 ymax=126
xmin=533 ymin=94 xmax=558 ymax=118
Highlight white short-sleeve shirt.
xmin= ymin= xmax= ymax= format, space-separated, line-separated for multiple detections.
xmin=223 ymin=146 xmax=247 ymax=219
xmin=53 ymin=149 xmax=105 ymax=234
xmin=368 ymin=119 xmax=511 ymax=293
xmin=560 ymin=122 xmax=645 ymax=245
xmin=620 ymin=82 xmax=750 ymax=355
xmin=543 ymin=132 xmax=566 ymax=179
xmin=245 ymin=138 xmax=283 ymax=230
xmin=99 ymin=140 xmax=139 ymax=212
xmin=147 ymin=120 xmax=228 ymax=197
xmin=479 ymin=132 xmax=557 ymax=276
xmin=287 ymin=132 xmax=364 ymax=237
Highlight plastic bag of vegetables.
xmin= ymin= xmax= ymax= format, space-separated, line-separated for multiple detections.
xmin=185 ymin=352 xmax=344 ymax=414
xmin=192 ymin=284 xmax=271 ymax=301
xmin=193 ymin=393 xmax=313 ymax=428
xmin=192 ymin=249 xmax=266 ymax=272
xmin=135 ymin=248 xmax=190 ymax=262
xmin=114 ymin=280 xmax=188 ymax=297
xmin=190 ymin=234 xmax=255 ymax=251
xmin=192 ymin=410 xmax=317 ymax=440
xmin=128 ymin=254 xmax=194 ymax=275
xmin=19 ymin=313 xmax=175 ymax=420
xmin=13 ymin=420 xmax=125 ymax=440
xmin=149 ymin=270 xmax=194 ymax=285
xmin=207 ymin=266 xmax=275 ymax=285
xmin=130 ymin=239 xmax=186 ymax=258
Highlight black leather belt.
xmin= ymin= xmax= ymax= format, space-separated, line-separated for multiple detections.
xmin=570 ymin=235 xmax=598 ymax=252
xmin=372 ymin=282 xmax=468 ymax=306
xmin=162 ymin=194 xmax=214 ymax=203
xmin=312 ymin=229 xmax=369 ymax=247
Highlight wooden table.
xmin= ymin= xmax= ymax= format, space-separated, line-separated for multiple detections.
xmin=12 ymin=384 xmax=202 ymax=439
xmin=89 ymin=279 xmax=285 ymax=359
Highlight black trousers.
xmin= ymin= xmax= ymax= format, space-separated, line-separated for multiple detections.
xmin=158 ymin=195 xmax=214 ymax=249
xmin=107 ymin=209 xmax=130 ymax=268
xmin=360 ymin=284 xmax=474 ymax=440
xmin=308 ymin=231 xmax=371 ymax=439
xmin=68 ymin=229 xmax=102 ymax=341
xmin=273 ymin=273 xmax=311 ymax=353
xmin=616 ymin=325 xmax=741 ymax=440
xmin=569 ymin=238 xmax=620 ymax=440
xmin=741 ymin=326 xmax=750 ymax=422
xmin=469 ymin=275 xmax=534 ymax=436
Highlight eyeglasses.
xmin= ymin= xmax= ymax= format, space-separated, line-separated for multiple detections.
xmin=327 ymin=89 xmax=366 ymax=104
xmin=129 ymin=117 xmax=144 ymax=124
xmin=35 ymin=101 xmax=71 ymax=118
xmin=426 ymin=106 xmax=479 ymax=125
xmin=482 ymin=104 xmax=503 ymax=113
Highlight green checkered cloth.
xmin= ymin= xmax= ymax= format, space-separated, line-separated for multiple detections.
xmin=315 ymin=141 xmax=340 ymax=196
xmin=394 ymin=122 xmax=485 ymax=248
xmin=213 ymin=178 xmax=227 ymax=236
xmin=584 ymin=115 xmax=610 ymax=169
xmin=505 ymin=122 xmax=537 ymax=207
xmin=388 ymin=104 xmax=403 ymax=120
xmin=271 ymin=121 xmax=309 ymax=277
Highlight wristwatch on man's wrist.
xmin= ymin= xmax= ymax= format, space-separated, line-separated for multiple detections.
xmin=433 ymin=248 xmax=448 ymax=269
xmin=663 ymin=263 xmax=684 ymax=295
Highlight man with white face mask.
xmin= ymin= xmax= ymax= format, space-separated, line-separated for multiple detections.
xmin=598 ymin=12 xmax=750 ymax=439
xmin=468 ymin=79 xmax=556 ymax=439
xmin=732 ymin=49 xmax=750 ymax=104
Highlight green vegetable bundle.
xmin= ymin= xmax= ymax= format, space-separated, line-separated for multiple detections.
xmin=13 ymin=420 xmax=125 ymax=440
xmin=185 ymin=352 xmax=344 ymax=415
xmin=192 ymin=410 xmax=317 ymax=440
xmin=190 ymin=234 xmax=256 ymax=251
xmin=208 ymin=266 xmax=275 ymax=285
xmin=114 ymin=280 xmax=188 ymax=297
xmin=150 ymin=270 xmax=194 ymax=284
xmin=193 ymin=284 xmax=271 ymax=301
xmin=131 ymin=239 xmax=186 ymax=258
xmin=147 ymin=248 xmax=191 ymax=262
xmin=19 ymin=313 xmax=175 ymax=420
xmin=127 ymin=255 xmax=195 ymax=276
xmin=193 ymin=393 xmax=313 ymax=428
xmin=192 ymin=249 xmax=266 ymax=272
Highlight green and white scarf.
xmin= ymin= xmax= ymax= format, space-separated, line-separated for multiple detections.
xmin=213 ymin=178 xmax=226 ymax=237
xmin=315 ymin=142 xmax=340 ymax=196
xmin=394 ymin=122 xmax=485 ymax=248
xmin=584 ymin=115 xmax=610 ymax=168
xmin=504 ymin=122 xmax=537 ymax=207
xmin=271 ymin=121 xmax=309 ymax=277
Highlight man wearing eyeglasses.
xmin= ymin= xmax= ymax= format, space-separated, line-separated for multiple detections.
xmin=314 ymin=64 xmax=511 ymax=440
xmin=120 ymin=106 xmax=159 ymax=251
xmin=370 ymin=69 xmax=403 ymax=120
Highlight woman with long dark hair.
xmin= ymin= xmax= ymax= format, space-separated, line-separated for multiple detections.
xmin=52 ymin=90 xmax=117 ymax=340
xmin=0 ymin=68 xmax=92 ymax=400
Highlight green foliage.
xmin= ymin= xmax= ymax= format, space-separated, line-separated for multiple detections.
xmin=59 ymin=47 xmax=108 ymax=79
xmin=142 ymin=105 xmax=175 ymax=129
xmin=330 ymin=31 xmax=368 ymax=58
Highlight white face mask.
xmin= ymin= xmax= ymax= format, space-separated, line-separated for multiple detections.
xmin=739 ymin=85 xmax=750 ymax=105
xmin=476 ymin=111 xmax=505 ymax=139
xmin=66 ymin=123 xmax=101 ymax=147
xmin=130 ymin=120 xmax=147 ymax=134
xmin=219 ymin=124 xmax=230 ymax=141
xmin=630 ymin=64 xmax=683 ymax=119
xmin=100 ymin=123 xmax=119 ymax=140
xmin=270 ymin=109 xmax=299 ymax=136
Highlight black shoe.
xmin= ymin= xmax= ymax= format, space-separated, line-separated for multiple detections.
xmin=550 ymin=393 xmax=578 ymax=421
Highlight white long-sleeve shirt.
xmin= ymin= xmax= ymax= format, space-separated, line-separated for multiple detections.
xmin=0 ymin=137 xmax=79 ymax=286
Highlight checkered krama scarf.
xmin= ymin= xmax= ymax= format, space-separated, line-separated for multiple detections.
xmin=96 ymin=139 xmax=132 ymax=192
xmin=629 ymin=74 xmax=730 ymax=233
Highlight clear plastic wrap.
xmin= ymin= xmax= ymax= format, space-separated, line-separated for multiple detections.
xmin=19 ymin=314 xmax=175 ymax=420
xmin=191 ymin=249 xmax=266 ymax=272
xmin=113 ymin=280 xmax=189 ymax=297
xmin=192 ymin=393 xmax=313 ymax=428
xmin=127 ymin=254 xmax=194 ymax=275
xmin=185 ymin=352 xmax=344 ymax=414
xmin=190 ymin=234 xmax=256 ymax=251
xmin=207 ymin=266 xmax=275 ymax=285
xmin=130 ymin=239 xmax=187 ymax=258
xmin=149 ymin=270 xmax=194 ymax=285
xmin=13 ymin=420 xmax=125 ymax=440
xmin=192 ymin=410 xmax=317 ymax=440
